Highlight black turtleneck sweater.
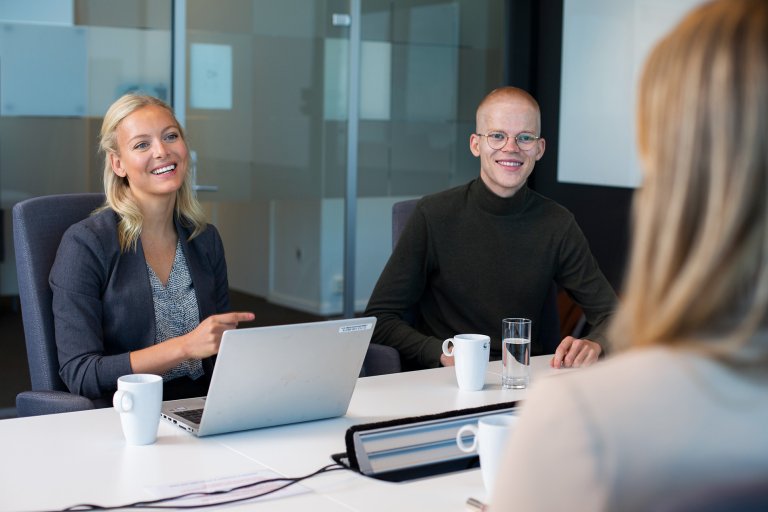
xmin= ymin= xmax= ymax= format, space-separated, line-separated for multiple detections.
xmin=364 ymin=178 xmax=617 ymax=369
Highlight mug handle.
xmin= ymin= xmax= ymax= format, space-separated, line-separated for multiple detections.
xmin=113 ymin=390 xmax=134 ymax=413
xmin=442 ymin=338 xmax=454 ymax=357
xmin=456 ymin=424 xmax=478 ymax=453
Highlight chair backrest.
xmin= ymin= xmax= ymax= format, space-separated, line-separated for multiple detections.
xmin=390 ymin=198 xmax=561 ymax=352
xmin=13 ymin=193 xmax=105 ymax=392
xmin=392 ymin=199 xmax=419 ymax=250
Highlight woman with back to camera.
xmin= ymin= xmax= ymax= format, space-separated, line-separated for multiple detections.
xmin=490 ymin=0 xmax=768 ymax=510
xmin=51 ymin=93 xmax=254 ymax=405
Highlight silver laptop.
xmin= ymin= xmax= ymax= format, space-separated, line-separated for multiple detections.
xmin=161 ymin=317 xmax=376 ymax=437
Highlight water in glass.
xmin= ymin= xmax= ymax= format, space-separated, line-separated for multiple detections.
xmin=502 ymin=337 xmax=530 ymax=389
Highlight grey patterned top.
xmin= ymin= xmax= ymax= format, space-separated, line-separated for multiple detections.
xmin=147 ymin=239 xmax=204 ymax=381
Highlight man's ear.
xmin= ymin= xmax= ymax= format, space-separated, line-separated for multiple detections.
xmin=469 ymin=133 xmax=481 ymax=157
xmin=109 ymin=152 xmax=126 ymax=177
xmin=535 ymin=137 xmax=546 ymax=161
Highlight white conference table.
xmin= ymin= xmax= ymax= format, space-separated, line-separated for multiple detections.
xmin=0 ymin=356 xmax=568 ymax=512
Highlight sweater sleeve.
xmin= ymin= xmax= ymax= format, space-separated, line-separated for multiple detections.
xmin=364 ymin=204 xmax=445 ymax=368
xmin=555 ymin=217 xmax=617 ymax=350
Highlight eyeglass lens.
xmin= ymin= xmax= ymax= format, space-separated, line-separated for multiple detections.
xmin=485 ymin=132 xmax=537 ymax=150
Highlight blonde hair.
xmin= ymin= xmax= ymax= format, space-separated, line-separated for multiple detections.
xmin=98 ymin=93 xmax=207 ymax=252
xmin=610 ymin=0 xmax=768 ymax=363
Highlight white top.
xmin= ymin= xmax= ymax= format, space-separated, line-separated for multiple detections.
xmin=490 ymin=347 xmax=768 ymax=511
xmin=147 ymin=239 xmax=204 ymax=381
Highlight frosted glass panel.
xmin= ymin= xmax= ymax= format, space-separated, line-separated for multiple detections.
xmin=0 ymin=0 xmax=73 ymax=25
xmin=324 ymin=39 xmax=392 ymax=121
xmin=88 ymin=26 xmax=171 ymax=114
xmin=0 ymin=23 xmax=87 ymax=116
xmin=0 ymin=22 xmax=170 ymax=117
xmin=190 ymin=43 xmax=233 ymax=110
xmin=403 ymin=44 xmax=457 ymax=122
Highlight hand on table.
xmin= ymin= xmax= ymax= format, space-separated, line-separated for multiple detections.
xmin=440 ymin=353 xmax=455 ymax=367
xmin=550 ymin=336 xmax=601 ymax=369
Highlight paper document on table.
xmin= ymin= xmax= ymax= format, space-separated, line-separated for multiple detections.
xmin=148 ymin=470 xmax=309 ymax=506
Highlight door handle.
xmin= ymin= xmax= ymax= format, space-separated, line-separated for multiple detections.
xmin=189 ymin=150 xmax=219 ymax=193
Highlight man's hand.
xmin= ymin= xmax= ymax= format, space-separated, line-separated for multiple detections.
xmin=550 ymin=336 xmax=602 ymax=368
xmin=440 ymin=353 xmax=455 ymax=367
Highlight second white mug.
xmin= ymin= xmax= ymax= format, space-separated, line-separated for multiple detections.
xmin=442 ymin=334 xmax=490 ymax=391
xmin=456 ymin=414 xmax=519 ymax=495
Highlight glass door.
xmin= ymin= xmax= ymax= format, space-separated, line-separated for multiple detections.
xmin=177 ymin=0 xmax=506 ymax=319
xmin=180 ymin=0 xmax=353 ymax=318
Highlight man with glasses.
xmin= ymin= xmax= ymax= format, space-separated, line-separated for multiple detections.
xmin=365 ymin=86 xmax=617 ymax=370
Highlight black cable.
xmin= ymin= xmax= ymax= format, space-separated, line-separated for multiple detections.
xmin=33 ymin=463 xmax=347 ymax=512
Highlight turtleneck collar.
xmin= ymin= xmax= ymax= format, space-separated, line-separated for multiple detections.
xmin=469 ymin=178 xmax=530 ymax=216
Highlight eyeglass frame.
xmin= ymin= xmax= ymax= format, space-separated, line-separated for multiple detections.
xmin=474 ymin=131 xmax=542 ymax=150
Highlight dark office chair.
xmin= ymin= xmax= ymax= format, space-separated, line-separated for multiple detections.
xmin=359 ymin=343 xmax=402 ymax=377
xmin=391 ymin=198 xmax=572 ymax=353
xmin=13 ymin=193 xmax=106 ymax=417
xmin=350 ymin=202 xmax=407 ymax=377
xmin=392 ymin=199 xmax=419 ymax=251
xmin=343 ymin=200 xmax=413 ymax=378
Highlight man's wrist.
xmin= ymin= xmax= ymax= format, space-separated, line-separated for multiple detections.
xmin=424 ymin=337 xmax=447 ymax=368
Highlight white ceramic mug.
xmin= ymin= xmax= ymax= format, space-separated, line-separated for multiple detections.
xmin=113 ymin=374 xmax=163 ymax=445
xmin=456 ymin=414 xmax=518 ymax=495
xmin=442 ymin=334 xmax=490 ymax=391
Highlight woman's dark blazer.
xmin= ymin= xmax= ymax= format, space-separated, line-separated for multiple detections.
xmin=50 ymin=208 xmax=230 ymax=400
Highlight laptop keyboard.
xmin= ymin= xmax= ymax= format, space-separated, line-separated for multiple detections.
xmin=175 ymin=408 xmax=204 ymax=424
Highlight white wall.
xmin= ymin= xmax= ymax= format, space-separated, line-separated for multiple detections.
xmin=558 ymin=0 xmax=709 ymax=188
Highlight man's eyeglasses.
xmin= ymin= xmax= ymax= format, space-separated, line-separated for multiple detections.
xmin=475 ymin=131 xmax=541 ymax=151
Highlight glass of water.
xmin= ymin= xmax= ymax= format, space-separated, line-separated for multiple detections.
xmin=502 ymin=318 xmax=531 ymax=389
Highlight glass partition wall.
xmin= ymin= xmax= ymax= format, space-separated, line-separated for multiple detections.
xmin=184 ymin=0 xmax=507 ymax=317
xmin=0 ymin=0 xmax=505 ymax=315
xmin=0 ymin=0 xmax=173 ymax=297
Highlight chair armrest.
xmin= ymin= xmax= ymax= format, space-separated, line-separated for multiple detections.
xmin=360 ymin=343 xmax=402 ymax=377
xmin=15 ymin=390 xmax=96 ymax=417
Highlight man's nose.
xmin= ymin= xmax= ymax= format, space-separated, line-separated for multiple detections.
xmin=501 ymin=136 xmax=520 ymax=152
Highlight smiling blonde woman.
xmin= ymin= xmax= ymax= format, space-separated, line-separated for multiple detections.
xmin=51 ymin=93 xmax=253 ymax=405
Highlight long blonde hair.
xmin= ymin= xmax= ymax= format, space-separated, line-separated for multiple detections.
xmin=99 ymin=93 xmax=207 ymax=252
xmin=610 ymin=0 xmax=768 ymax=363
